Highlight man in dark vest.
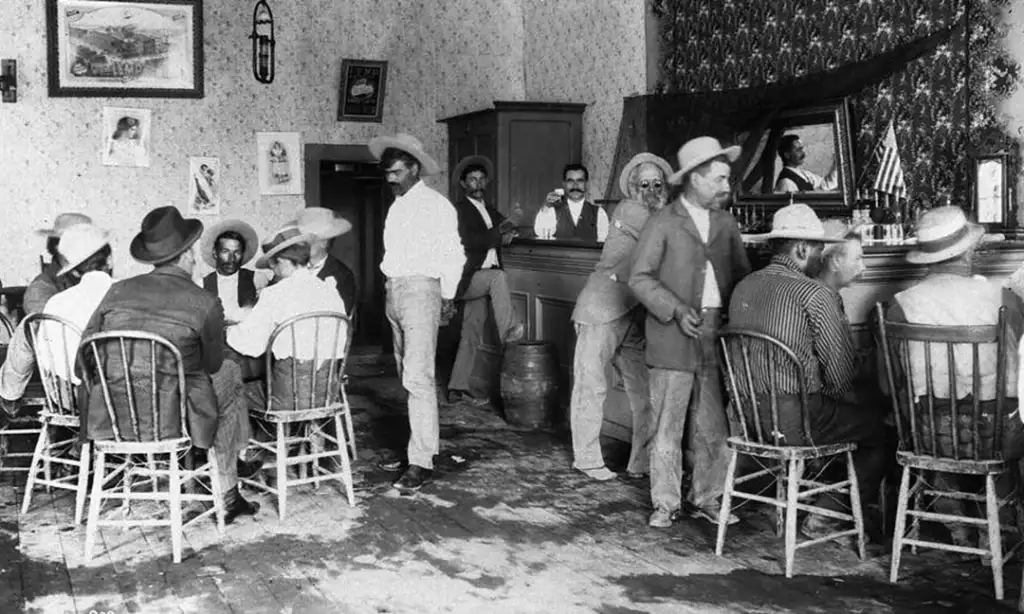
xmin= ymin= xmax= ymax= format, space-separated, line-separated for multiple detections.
xmin=773 ymin=134 xmax=838 ymax=194
xmin=200 ymin=220 xmax=265 ymax=324
xmin=295 ymin=208 xmax=357 ymax=314
xmin=533 ymin=164 xmax=609 ymax=242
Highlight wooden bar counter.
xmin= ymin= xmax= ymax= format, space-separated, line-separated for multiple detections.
xmin=503 ymin=237 xmax=1024 ymax=443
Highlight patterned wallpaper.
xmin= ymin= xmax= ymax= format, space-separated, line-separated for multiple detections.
xmin=653 ymin=0 xmax=1021 ymax=212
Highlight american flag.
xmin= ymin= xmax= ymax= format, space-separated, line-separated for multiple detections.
xmin=872 ymin=120 xmax=906 ymax=198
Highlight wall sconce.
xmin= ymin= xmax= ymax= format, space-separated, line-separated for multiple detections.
xmin=250 ymin=0 xmax=275 ymax=84
xmin=0 ymin=60 xmax=17 ymax=103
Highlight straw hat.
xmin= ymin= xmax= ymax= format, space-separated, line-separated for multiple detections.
xmin=57 ymin=224 xmax=109 ymax=276
xmin=668 ymin=137 xmax=741 ymax=185
xmin=618 ymin=153 xmax=673 ymax=198
xmin=752 ymin=204 xmax=844 ymax=243
xmin=36 ymin=212 xmax=93 ymax=237
xmin=452 ymin=155 xmax=494 ymax=184
xmin=255 ymin=223 xmax=315 ymax=269
xmin=906 ymin=206 xmax=985 ymax=265
xmin=295 ymin=207 xmax=353 ymax=239
xmin=130 ymin=207 xmax=204 ymax=264
xmin=368 ymin=132 xmax=441 ymax=176
xmin=199 ymin=219 xmax=259 ymax=268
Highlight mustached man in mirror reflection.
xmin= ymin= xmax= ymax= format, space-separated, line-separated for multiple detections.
xmin=773 ymin=134 xmax=838 ymax=193
xmin=533 ymin=164 xmax=609 ymax=242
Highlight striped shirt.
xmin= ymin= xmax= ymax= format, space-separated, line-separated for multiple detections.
xmin=728 ymin=254 xmax=856 ymax=399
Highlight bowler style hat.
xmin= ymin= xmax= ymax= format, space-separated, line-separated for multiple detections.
xmin=130 ymin=206 xmax=204 ymax=265
xmin=57 ymin=224 xmax=109 ymax=276
xmin=452 ymin=155 xmax=494 ymax=184
xmin=295 ymin=207 xmax=353 ymax=239
xmin=368 ymin=132 xmax=441 ymax=176
xmin=753 ymin=203 xmax=844 ymax=243
xmin=668 ymin=137 xmax=741 ymax=185
xmin=200 ymin=219 xmax=259 ymax=268
xmin=906 ymin=205 xmax=985 ymax=265
xmin=36 ymin=212 xmax=93 ymax=237
xmin=255 ymin=223 xmax=315 ymax=269
xmin=618 ymin=153 xmax=673 ymax=198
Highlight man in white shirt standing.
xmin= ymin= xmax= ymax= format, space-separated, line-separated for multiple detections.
xmin=533 ymin=164 xmax=609 ymax=242
xmin=199 ymin=220 xmax=267 ymax=324
xmin=773 ymin=134 xmax=839 ymax=193
xmin=369 ymin=133 xmax=466 ymax=492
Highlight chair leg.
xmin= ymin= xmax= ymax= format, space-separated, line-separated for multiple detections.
xmin=775 ymin=459 xmax=786 ymax=537
xmin=784 ymin=457 xmax=801 ymax=578
xmin=208 ymin=449 xmax=226 ymax=534
xmin=985 ymin=474 xmax=1005 ymax=600
xmin=276 ymin=422 xmax=287 ymax=520
xmin=21 ymin=424 xmax=49 ymax=514
xmin=84 ymin=451 xmax=107 ymax=563
xmin=909 ymin=473 xmax=923 ymax=555
xmin=73 ymin=442 xmax=92 ymax=526
xmin=333 ymin=414 xmax=355 ymax=506
xmin=889 ymin=466 xmax=912 ymax=584
xmin=43 ymin=425 xmax=52 ymax=493
xmin=715 ymin=449 xmax=739 ymax=556
xmin=846 ymin=450 xmax=866 ymax=560
xmin=341 ymin=390 xmax=357 ymax=460
xmin=168 ymin=453 xmax=183 ymax=564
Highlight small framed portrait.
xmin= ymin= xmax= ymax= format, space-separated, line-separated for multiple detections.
xmin=256 ymin=132 xmax=302 ymax=195
xmin=188 ymin=156 xmax=220 ymax=215
xmin=102 ymin=106 xmax=151 ymax=167
xmin=975 ymin=153 xmax=1009 ymax=226
xmin=337 ymin=59 xmax=387 ymax=123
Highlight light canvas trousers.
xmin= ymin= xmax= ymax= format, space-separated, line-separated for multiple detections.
xmin=0 ymin=324 xmax=35 ymax=401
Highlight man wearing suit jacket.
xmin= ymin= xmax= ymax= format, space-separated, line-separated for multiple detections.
xmin=447 ymin=155 xmax=524 ymax=404
xmin=296 ymin=208 xmax=357 ymax=314
xmin=200 ymin=219 xmax=267 ymax=324
xmin=569 ymin=153 xmax=673 ymax=481
xmin=629 ymin=137 xmax=751 ymax=528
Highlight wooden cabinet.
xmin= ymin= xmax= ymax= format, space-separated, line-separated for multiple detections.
xmin=439 ymin=101 xmax=586 ymax=220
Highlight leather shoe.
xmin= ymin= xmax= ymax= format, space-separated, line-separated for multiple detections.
xmin=393 ymin=465 xmax=433 ymax=492
xmin=223 ymin=486 xmax=260 ymax=524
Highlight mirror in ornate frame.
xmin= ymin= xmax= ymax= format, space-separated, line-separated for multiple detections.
xmin=733 ymin=98 xmax=856 ymax=215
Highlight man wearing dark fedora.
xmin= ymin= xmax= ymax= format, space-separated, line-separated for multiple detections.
xmin=630 ymin=137 xmax=751 ymax=528
xmin=369 ymin=132 xmax=466 ymax=492
xmin=447 ymin=154 xmax=524 ymax=406
xmin=200 ymin=219 xmax=266 ymax=324
xmin=81 ymin=206 xmax=260 ymax=523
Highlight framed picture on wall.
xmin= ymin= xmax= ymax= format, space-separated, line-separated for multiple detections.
xmin=46 ymin=0 xmax=204 ymax=98
xmin=975 ymin=153 xmax=1009 ymax=226
xmin=188 ymin=157 xmax=220 ymax=215
xmin=257 ymin=132 xmax=303 ymax=195
xmin=337 ymin=59 xmax=387 ymax=123
xmin=101 ymin=106 xmax=151 ymax=167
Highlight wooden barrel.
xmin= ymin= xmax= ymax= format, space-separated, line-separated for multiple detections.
xmin=500 ymin=341 xmax=559 ymax=429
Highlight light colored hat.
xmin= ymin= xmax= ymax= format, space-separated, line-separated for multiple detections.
xmin=452 ymin=155 xmax=494 ymax=184
xmin=668 ymin=137 xmax=741 ymax=185
xmin=255 ymin=223 xmax=315 ymax=269
xmin=368 ymin=132 xmax=441 ymax=176
xmin=906 ymin=206 xmax=985 ymax=265
xmin=295 ymin=207 xmax=353 ymax=239
xmin=36 ymin=212 xmax=93 ymax=237
xmin=618 ymin=153 xmax=673 ymax=198
xmin=752 ymin=203 xmax=844 ymax=243
xmin=199 ymin=219 xmax=259 ymax=268
xmin=57 ymin=224 xmax=109 ymax=276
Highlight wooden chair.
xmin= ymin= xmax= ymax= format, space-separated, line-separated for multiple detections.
xmin=876 ymin=303 xmax=1017 ymax=600
xmin=80 ymin=331 xmax=226 ymax=564
xmin=716 ymin=328 xmax=866 ymax=577
xmin=19 ymin=314 xmax=91 ymax=524
xmin=241 ymin=312 xmax=356 ymax=520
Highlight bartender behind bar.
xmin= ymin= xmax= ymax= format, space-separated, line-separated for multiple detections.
xmin=533 ymin=164 xmax=609 ymax=242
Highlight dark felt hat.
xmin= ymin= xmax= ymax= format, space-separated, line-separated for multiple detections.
xmin=130 ymin=206 xmax=204 ymax=265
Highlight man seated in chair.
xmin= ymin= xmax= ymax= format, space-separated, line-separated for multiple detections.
xmin=729 ymin=203 xmax=887 ymax=539
xmin=199 ymin=219 xmax=268 ymax=324
xmin=81 ymin=206 xmax=260 ymax=524
xmin=294 ymin=207 xmax=358 ymax=314
xmin=887 ymin=206 xmax=1024 ymax=546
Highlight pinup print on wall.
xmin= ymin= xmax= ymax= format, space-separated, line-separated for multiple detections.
xmin=101 ymin=106 xmax=151 ymax=167
xmin=256 ymin=132 xmax=303 ymax=195
xmin=188 ymin=156 xmax=220 ymax=215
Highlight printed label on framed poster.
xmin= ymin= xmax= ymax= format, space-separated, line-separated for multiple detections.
xmin=46 ymin=0 xmax=204 ymax=98
xmin=188 ymin=157 xmax=220 ymax=215
xmin=257 ymin=132 xmax=303 ymax=195
xmin=337 ymin=59 xmax=387 ymax=123
xmin=101 ymin=106 xmax=151 ymax=167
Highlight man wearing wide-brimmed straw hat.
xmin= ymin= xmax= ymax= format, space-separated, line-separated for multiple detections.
xmin=368 ymin=132 xmax=466 ymax=492
xmin=731 ymin=202 xmax=885 ymax=538
xmin=629 ymin=137 xmax=751 ymax=528
xmin=81 ymin=206 xmax=261 ymax=524
xmin=567 ymin=152 xmax=672 ymax=482
xmin=200 ymin=219 xmax=265 ymax=324
xmin=25 ymin=212 xmax=94 ymax=314
xmin=294 ymin=207 xmax=357 ymax=313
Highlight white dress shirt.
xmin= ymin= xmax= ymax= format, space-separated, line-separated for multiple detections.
xmin=680 ymin=198 xmax=722 ymax=308
xmin=227 ymin=268 xmax=347 ymax=362
xmin=40 ymin=271 xmax=114 ymax=383
xmin=467 ymin=196 xmax=499 ymax=269
xmin=380 ymin=180 xmax=466 ymax=299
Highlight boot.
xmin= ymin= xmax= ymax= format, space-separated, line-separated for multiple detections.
xmin=222 ymin=485 xmax=260 ymax=524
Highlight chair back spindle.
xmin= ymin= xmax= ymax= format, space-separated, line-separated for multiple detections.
xmin=23 ymin=313 xmax=83 ymax=418
xmin=263 ymin=312 xmax=350 ymax=413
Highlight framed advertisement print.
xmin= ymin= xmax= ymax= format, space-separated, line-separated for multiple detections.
xmin=337 ymin=59 xmax=387 ymax=123
xmin=257 ymin=132 xmax=303 ymax=195
xmin=46 ymin=0 xmax=204 ymax=98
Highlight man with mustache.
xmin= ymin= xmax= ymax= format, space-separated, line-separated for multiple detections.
xmin=369 ymin=133 xmax=466 ymax=492
xmin=533 ymin=164 xmax=609 ymax=242
xmin=200 ymin=220 xmax=267 ymax=325
xmin=773 ymin=134 xmax=838 ymax=193
xmin=569 ymin=153 xmax=672 ymax=481
xmin=629 ymin=137 xmax=751 ymax=528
